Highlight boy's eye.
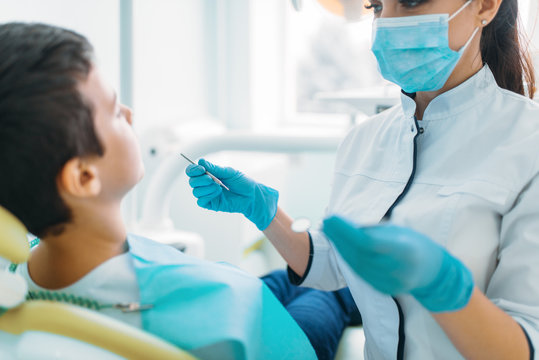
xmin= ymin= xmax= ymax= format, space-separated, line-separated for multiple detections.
xmin=364 ymin=2 xmax=382 ymax=14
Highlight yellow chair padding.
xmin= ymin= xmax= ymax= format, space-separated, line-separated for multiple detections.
xmin=0 ymin=208 xmax=194 ymax=359
xmin=0 ymin=301 xmax=196 ymax=360
xmin=0 ymin=206 xmax=29 ymax=264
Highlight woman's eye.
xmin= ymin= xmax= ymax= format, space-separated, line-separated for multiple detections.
xmin=364 ymin=2 xmax=382 ymax=14
xmin=399 ymin=0 xmax=427 ymax=8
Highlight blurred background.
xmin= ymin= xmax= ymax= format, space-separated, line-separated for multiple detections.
xmin=1 ymin=0 xmax=538 ymax=274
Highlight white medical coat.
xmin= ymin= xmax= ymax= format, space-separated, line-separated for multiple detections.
xmin=301 ymin=66 xmax=539 ymax=359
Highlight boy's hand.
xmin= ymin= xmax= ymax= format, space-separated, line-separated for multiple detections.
xmin=186 ymin=159 xmax=279 ymax=231
xmin=322 ymin=215 xmax=474 ymax=312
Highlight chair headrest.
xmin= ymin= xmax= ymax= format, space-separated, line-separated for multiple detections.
xmin=0 ymin=206 xmax=30 ymax=264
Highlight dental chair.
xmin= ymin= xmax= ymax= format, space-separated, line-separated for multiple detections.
xmin=0 ymin=206 xmax=195 ymax=360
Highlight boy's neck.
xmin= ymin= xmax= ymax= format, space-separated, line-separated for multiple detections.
xmin=27 ymin=202 xmax=128 ymax=290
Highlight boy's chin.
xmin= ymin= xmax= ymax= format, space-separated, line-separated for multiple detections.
xmin=123 ymin=166 xmax=145 ymax=195
xmin=137 ymin=165 xmax=145 ymax=182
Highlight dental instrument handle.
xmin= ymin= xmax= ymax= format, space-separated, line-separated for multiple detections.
xmin=185 ymin=158 xmax=279 ymax=231
xmin=180 ymin=153 xmax=230 ymax=191
xmin=206 ymin=172 xmax=230 ymax=191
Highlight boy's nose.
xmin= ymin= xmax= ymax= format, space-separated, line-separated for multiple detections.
xmin=124 ymin=106 xmax=134 ymax=126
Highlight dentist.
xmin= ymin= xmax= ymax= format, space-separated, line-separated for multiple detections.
xmin=187 ymin=0 xmax=539 ymax=358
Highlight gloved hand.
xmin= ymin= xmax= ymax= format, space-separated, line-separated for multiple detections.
xmin=322 ymin=215 xmax=474 ymax=312
xmin=185 ymin=159 xmax=279 ymax=231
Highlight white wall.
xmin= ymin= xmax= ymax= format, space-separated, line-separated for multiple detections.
xmin=250 ymin=0 xmax=286 ymax=130
xmin=0 ymin=0 xmax=121 ymax=95
xmin=0 ymin=0 xmax=213 ymax=132
xmin=132 ymin=0 xmax=211 ymax=133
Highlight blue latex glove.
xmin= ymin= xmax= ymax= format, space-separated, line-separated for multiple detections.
xmin=322 ymin=215 xmax=474 ymax=312
xmin=185 ymin=159 xmax=279 ymax=231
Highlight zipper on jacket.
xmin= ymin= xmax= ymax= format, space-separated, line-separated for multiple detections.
xmin=383 ymin=115 xmax=422 ymax=360
xmin=383 ymin=116 xmax=421 ymax=219
xmin=394 ymin=298 xmax=406 ymax=360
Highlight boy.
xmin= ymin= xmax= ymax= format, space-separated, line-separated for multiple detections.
xmin=0 ymin=22 xmax=358 ymax=359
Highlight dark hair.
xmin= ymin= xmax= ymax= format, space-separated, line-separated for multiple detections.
xmin=0 ymin=23 xmax=103 ymax=237
xmin=480 ymin=0 xmax=536 ymax=98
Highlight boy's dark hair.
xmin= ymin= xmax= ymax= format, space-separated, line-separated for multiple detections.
xmin=0 ymin=23 xmax=104 ymax=237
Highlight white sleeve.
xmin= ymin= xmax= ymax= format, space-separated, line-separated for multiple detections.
xmin=290 ymin=230 xmax=347 ymax=291
xmin=487 ymin=171 xmax=539 ymax=359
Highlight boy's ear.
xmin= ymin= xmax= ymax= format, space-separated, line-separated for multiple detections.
xmin=58 ymin=158 xmax=101 ymax=198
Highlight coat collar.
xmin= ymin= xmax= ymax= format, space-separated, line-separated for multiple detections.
xmin=400 ymin=65 xmax=498 ymax=122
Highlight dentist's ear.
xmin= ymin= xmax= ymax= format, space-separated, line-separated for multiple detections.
xmin=57 ymin=158 xmax=101 ymax=198
xmin=476 ymin=0 xmax=503 ymax=26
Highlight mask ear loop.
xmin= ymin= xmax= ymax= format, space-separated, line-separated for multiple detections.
xmin=458 ymin=26 xmax=480 ymax=54
xmin=447 ymin=0 xmax=479 ymax=54
xmin=448 ymin=0 xmax=474 ymax=22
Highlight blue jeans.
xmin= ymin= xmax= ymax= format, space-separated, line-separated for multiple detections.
xmin=261 ymin=270 xmax=361 ymax=360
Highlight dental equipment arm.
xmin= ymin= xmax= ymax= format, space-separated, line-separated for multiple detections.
xmin=141 ymin=132 xmax=341 ymax=227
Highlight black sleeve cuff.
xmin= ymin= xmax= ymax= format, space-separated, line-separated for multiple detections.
xmin=519 ymin=323 xmax=535 ymax=360
xmin=287 ymin=232 xmax=314 ymax=285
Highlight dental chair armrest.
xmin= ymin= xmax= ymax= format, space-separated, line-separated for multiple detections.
xmin=0 ymin=301 xmax=196 ymax=360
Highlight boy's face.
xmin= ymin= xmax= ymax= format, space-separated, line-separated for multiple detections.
xmin=78 ymin=65 xmax=144 ymax=200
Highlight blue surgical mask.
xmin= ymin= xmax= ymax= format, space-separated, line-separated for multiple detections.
xmin=371 ymin=0 xmax=479 ymax=93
